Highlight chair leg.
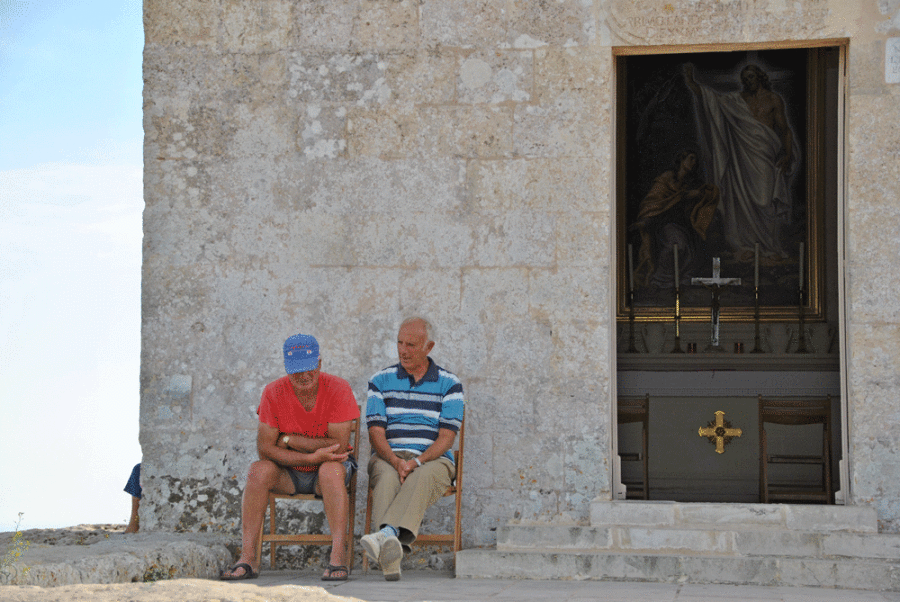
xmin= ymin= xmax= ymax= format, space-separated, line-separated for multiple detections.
xmin=269 ymin=496 xmax=278 ymax=569
xmin=255 ymin=508 xmax=265 ymax=568
xmin=347 ymin=488 xmax=356 ymax=573
xmin=362 ymin=489 xmax=373 ymax=574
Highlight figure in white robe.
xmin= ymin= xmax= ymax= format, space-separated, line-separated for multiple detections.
xmin=684 ymin=64 xmax=800 ymax=260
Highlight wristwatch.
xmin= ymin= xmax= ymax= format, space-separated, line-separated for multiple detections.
xmin=414 ymin=457 xmax=423 ymax=467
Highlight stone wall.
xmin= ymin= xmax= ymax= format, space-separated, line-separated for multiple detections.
xmin=140 ymin=0 xmax=900 ymax=543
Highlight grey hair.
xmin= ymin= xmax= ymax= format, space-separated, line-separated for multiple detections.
xmin=401 ymin=316 xmax=436 ymax=343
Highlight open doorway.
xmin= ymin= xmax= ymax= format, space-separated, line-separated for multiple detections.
xmin=612 ymin=42 xmax=847 ymax=503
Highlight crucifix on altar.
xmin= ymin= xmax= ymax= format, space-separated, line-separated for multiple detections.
xmin=690 ymin=257 xmax=742 ymax=352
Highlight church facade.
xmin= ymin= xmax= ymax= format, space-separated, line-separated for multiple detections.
xmin=139 ymin=0 xmax=900 ymax=554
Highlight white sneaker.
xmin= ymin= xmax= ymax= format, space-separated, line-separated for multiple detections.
xmin=379 ymin=534 xmax=403 ymax=581
xmin=361 ymin=531 xmax=385 ymax=564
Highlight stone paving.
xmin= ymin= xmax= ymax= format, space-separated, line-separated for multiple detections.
xmin=4 ymin=526 xmax=900 ymax=601
xmin=5 ymin=570 xmax=900 ymax=602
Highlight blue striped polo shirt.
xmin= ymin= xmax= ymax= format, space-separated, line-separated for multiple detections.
xmin=366 ymin=358 xmax=464 ymax=464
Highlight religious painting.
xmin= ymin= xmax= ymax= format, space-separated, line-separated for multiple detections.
xmin=615 ymin=44 xmax=838 ymax=322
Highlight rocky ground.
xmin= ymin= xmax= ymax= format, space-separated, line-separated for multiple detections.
xmin=0 ymin=524 xmax=447 ymax=601
xmin=1 ymin=524 xmax=234 ymax=588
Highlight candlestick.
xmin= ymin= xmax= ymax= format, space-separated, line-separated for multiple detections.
xmin=673 ymin=244 xmax=679 ymax=290
xmin=798 ymin=243 xmax=804 ymax=290
xmin=628 ymin=243 xmax=635 ymax=292
xmin=754 ymin=243 xmax=759 ymax=288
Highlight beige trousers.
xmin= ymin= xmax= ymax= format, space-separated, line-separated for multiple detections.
xmin=368 ymin=451 xmax=455 ymax=546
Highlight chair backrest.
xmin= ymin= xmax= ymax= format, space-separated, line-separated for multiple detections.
xmin=349 ymin=408 xmax=361 ymax=461
xmin=759 ymin=396 xmax=831 ymax=426
xmin=618 ymin=394 xmax=649 ymax=424
xmin=450 ymin=417 xmax=464 ymax=489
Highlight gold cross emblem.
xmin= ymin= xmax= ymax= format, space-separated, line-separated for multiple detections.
xmin=698 ymin=410 xmax=742 ymax=454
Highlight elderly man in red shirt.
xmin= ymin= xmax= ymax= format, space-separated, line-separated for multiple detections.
xmin=221 ymin=334 xmax=359 ymax=582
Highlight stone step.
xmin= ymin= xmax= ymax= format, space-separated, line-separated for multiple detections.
xmin=496 ymin=523 xmax=900 ymax=559
xmin=590 ymin=501 xmax=878 ymax=532
xmin=456 ymin=548 xmax=900 ymax=591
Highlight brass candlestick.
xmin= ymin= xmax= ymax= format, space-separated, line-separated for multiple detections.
xmin=671 ymin=287 xmax=684 ymax=353
xmin=751 ymin=286 xmax=764 ymax=353
xmin=796 ymin=286 xmax=809 ymax=353
xmin=627 ymin=290 xmax=638 ymax=353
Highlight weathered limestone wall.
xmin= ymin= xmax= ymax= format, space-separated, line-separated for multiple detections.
xmin=843 ymin=2 xmax=900 ymax=532
xmin=140 ymin=0 xmax=900 ymax=545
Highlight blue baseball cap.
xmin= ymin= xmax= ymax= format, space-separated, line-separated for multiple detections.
xmin=283 ymin=334 xmax=320 ymax=374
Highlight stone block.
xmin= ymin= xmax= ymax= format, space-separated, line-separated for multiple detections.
xmin=457 ymin=50 xmax=533 ymax=105
xmin=778 ymin=557 xmax=895 ymax=590
xmin=347 ymin=107 xmax=418 ymax=158
xmin=591 ymin=501 xmax=678 ymax=527
xmin=498 ymin=525 xmax=612 ymax=550
xmin=386 ymin=50 xmax=458 ymax=106
xmin=785 ymin=503 xmax=879 ymax=532
xmin=614 ymin=527 xmax=733 ymax=554
xmin=354 ymin=0 xmax=419 ymax=51
xmin=220 ymin=0 xmax=292 ymax=52
xmin=507 ymin=0 xmax=595 ymax=48
xmin=535 ymin=383 xmax=611 ymax=435
xmin=533 ymin=47 xmax=609 ymax=108
xmin=464 ymin=378 xmax=537 ymax=437
xmin=472 ymin=211 xmax=556 ymax=267
xmin=846 ymin=323 xmax=900 ymax=387
xmin=529 ymin=268 xmax=608 ymax=320
xmin=733 ymin=530 xmax=822 ymax=557
xmin=467 ymin=158 xmax=608 ymax=215
xmin=514 ymin=102 xmax=605 ymax=159
xmin=420 ymin=0 xmax=507 ymax=48
xmin=292 ymin=0 xmax=357 ymax=51
xmin=493 ymin=432 xmax=565 ymax=492
xmin=416 ymin=106 xmax=514 ymax=158
xmin=824 ymin=532 xmax=900 ymax=559
xmin=144 ymin=0 xmax=219 ymax=46
xmin=679 ymin=555 xmax=778 ymax=586
xmin=676 ymin=503 xmax=786 ymax=529
xmin=555 ymin=212 xmax=610 ymax=268
xmin=287 ymin=52 xmax=389 ymax=105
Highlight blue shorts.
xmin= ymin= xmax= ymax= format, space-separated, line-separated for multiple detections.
xmin=286 ymin=457 xmax=357 ymax=496
xmin=125 ymin=464 xmax=142 ymax=499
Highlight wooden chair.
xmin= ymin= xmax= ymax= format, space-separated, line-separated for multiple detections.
xmin=758 ymin=395 xmax=833 ymax=504
xmin=362 ymin=418 xmax=465 ymax=573
xmin=256 ymin=409 xmax=361 ymax=570
xmin=617 ymin=394 xmax=650 ymax=500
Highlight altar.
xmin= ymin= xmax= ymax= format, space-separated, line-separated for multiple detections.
xmin=616 ymin=352 xmax=841 ymax=504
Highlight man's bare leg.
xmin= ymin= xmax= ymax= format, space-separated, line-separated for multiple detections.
xmin=316 ymin=461 xmax=349 ymax=579
xmin=221 ymin=460 xmax=295 ymax=579
xmin=124 ymin=496 xmax=140 ymax=533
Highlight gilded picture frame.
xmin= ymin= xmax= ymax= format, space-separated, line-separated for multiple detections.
xmin=614 ymin=43 xmax=839 ymax=323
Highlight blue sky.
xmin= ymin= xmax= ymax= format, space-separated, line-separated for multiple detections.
xmin=0 ymin=0 xmax=144 ymax=532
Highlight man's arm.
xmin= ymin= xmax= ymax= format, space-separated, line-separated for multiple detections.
xmin=278 ymin=420 xmax=352 ymax=454
xmin=258 ymin=422 xmax=348 ymax=467
xmin=369 ymin=425 xmax=401 ymax=471
xmin=370 ymin=425 xmax=457 ymax=483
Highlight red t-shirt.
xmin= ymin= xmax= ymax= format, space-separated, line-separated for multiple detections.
xmin=257 ymin=372 xmax=359 ymax=471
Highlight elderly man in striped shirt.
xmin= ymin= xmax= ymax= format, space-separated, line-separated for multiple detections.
xmin=361 ymin=317 xmax=465 ymax=581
